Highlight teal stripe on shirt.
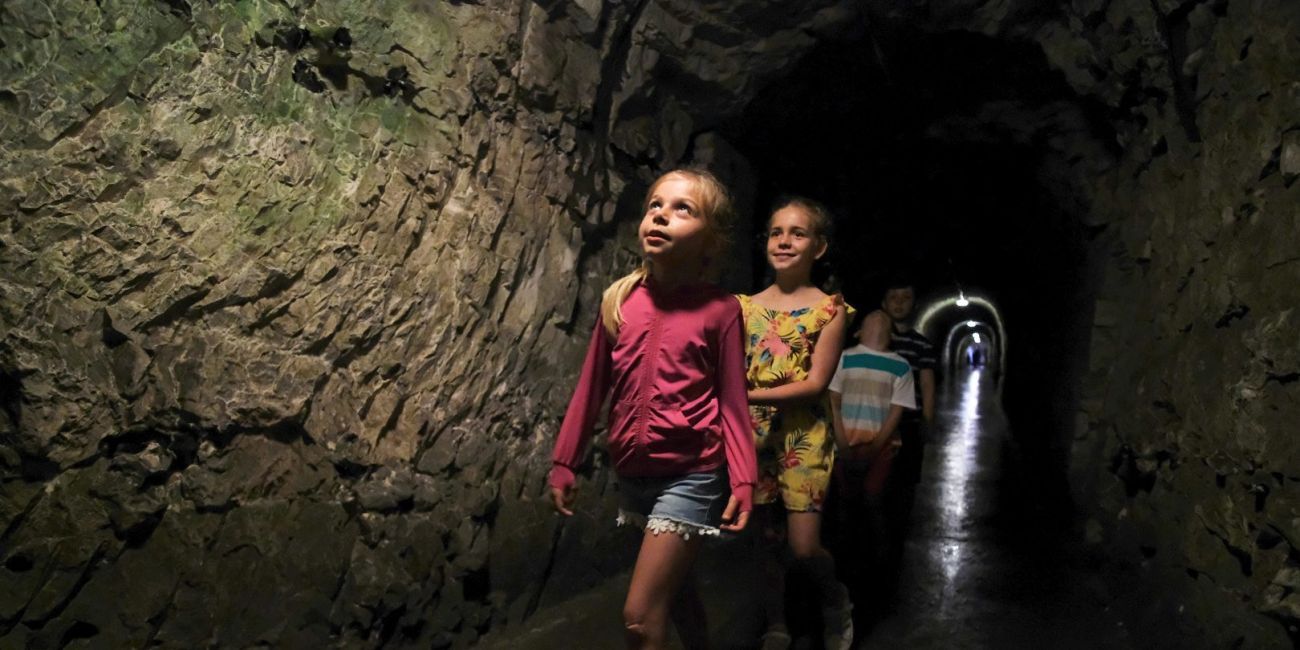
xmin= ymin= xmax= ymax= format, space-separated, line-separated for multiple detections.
xmin=841 ymin=352 xmax=911 ymax=377
xmin=842 ymin=402 xmax=887 ymax=425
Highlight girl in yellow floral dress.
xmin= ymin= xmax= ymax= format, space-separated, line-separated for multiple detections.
xmin=739 ymin=197 xmax=854 ymax=650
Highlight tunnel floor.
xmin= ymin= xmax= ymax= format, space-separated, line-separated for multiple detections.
xmin=482 ymin=369 xmax=1133 ymax=649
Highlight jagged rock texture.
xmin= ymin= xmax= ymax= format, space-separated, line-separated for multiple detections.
xmin=1063 ymin=1 xmax=1300 ymax=646
xmin=1 ymin=0 xmax=1297 ymax=647
xmin=0 ymin=0 xmax=843 ymax=646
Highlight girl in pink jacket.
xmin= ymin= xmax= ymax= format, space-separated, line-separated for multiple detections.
xmin=550 ymin=168 xmax=758 ymax=649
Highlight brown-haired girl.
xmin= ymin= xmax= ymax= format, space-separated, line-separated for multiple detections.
xmin=738 ymin=196 xmax=854 ymax=650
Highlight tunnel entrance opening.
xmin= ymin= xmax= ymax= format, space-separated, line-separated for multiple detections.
xmin=717 ymin=22 xmax=1107 ymax=491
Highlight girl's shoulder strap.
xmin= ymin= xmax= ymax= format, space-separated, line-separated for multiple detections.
xmin=828 ymin=293 xmax=856 ymax=320
xmin=806 ymin=292 xmax=852 ymax=332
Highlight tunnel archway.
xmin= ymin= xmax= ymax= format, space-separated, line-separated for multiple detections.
xmin=916 ymin=292 xmax=1007 ymax=386
xmin=943 ymin=319 xmax=998 ymax=375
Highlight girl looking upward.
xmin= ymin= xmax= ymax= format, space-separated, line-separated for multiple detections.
xmin=550 ymin=169 xmax=758 ymax=650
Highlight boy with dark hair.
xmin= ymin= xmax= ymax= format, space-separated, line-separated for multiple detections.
xmin=879 ymin=279 xmax=936 ymax=486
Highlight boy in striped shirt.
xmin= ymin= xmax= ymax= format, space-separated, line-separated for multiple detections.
xmin=828 ymin=310 xmax=916 ymax=571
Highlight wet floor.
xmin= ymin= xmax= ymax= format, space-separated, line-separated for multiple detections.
xmin=851 ymin=367 xmax=1131 ymax=648
xmin=480 ymin=368 xmax=1131 ymax=649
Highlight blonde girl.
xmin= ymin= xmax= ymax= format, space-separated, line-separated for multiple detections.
xmin=550 ymin=168 xmax=758 ymax=649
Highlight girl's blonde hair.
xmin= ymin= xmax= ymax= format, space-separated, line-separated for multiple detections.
xmin=599 ymin=168 xmax=736 ymax=338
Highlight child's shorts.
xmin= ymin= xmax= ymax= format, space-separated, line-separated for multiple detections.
xmin=834 ymin=440 xmax=897 ymax=499
xmin=616 ymin=469 xmax=730 ymax=540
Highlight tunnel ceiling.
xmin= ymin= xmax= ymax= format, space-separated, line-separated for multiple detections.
xmin=720 ymin=21 xmax=1113 ymax=309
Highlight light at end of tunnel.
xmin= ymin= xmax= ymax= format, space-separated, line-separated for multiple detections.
xmin=973 ymin=333 xmax=981 ymax=343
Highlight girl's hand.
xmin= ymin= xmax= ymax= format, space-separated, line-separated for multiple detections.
xmin=551 ymin=484 xmax=576 ymax=516
xmin=720 ymin=496 xmax=750 ymax=532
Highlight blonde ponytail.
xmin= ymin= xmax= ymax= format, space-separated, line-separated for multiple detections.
xmin=599 ymin=264 xmax=648 ymax=339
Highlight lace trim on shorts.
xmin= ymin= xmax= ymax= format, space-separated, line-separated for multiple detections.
xmin=616 ymin=509 xmax=720 ymax=540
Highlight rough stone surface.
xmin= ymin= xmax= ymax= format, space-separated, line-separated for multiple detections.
xmin=0 ymin=1 xmax=848 ymax=646
xmin=2 ymin=0 xmax=1298 ymax=647
xmin=1054 ymin=1 xmax=1300 ymax=646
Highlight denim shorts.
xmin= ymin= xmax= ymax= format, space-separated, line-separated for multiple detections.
xmin=616 ymin=469 xmax=729 ymax=539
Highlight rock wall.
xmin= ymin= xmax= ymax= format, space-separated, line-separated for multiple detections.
xmin=1054 ymin=0 xmax=1300 ymax=646
xmin=0 ymin=0 xmax=846 ymax=647
xmin=852 ymin=2 xmax=1300 ymax=642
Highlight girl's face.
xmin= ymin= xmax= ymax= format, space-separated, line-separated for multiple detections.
xmin=639 ymin=175 xmax=712 ymax=266
xmin=766 ymin=206 xmax=825 ymax=275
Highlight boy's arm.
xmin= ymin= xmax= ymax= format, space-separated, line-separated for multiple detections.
xmin=919 ymin=368 xmax=936 ymax=424
xmin=879 ymin=404 xmax=905 ymax=441
xmin=875 ymin=368 xmax=916 ymax=454
xmin=830 ymin=391 xmax=850 ymax=451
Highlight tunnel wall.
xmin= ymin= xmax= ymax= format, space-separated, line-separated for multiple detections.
xmin=0 ymin=1 xmax=848 ymax=647
xmin=1056 ymin=1 xmax=1300 ymax=645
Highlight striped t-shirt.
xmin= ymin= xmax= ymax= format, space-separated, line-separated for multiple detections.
xmin=828 ymin=345 xmax=916 ymax=444
xmin=889 ymin=327 xmax=936 ymax=419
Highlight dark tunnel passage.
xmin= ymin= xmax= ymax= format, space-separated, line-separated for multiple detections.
xmin=491 ymin=24 xmax=1151 ymax=650
xmin=721 ymin=26 xmax=1103 ymax=506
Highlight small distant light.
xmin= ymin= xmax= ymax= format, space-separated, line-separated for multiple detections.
xmin=972 ymin=333 xmax=982 ymax=343
xmin=956 ymin=293 xmax=970 ymax=307
xmin=966 ymin=320 xmax=977 ymax=328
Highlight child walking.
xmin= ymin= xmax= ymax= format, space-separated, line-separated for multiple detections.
xmin=550 ymin=168 xmax=758 ymax=650
xmin=827 ymin=309 xmax=916 ymax=591
xmin=738 ymin=197 xmax=854 ymax=650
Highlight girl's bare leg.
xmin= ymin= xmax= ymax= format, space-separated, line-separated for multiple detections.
xmin=785 ymin=511 xmax=825 ymax=561
xmin=623 ymin=528 xmax=705 ymax=649
xmin=787 ymin=511 xmax=852 ymax=645
xmin=671 ymin=572 xmax=708 ymax=650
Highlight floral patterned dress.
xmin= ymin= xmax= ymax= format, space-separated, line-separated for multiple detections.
xmin=738 ymin=293 xmax=853 ymax=512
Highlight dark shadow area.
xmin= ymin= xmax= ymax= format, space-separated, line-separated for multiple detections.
xmin=721 ymin=25 xmax=1107 ymax=509
xmin=818 ymin=368 xmax=1131 ymax=647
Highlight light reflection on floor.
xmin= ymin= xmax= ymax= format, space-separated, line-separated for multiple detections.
xmin=936 ymin=368 xmax=982 ymax=598
xmin=860 ymin=365 xmax=1133 ymax=648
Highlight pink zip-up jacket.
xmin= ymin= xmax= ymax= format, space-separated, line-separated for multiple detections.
xmin=550 ymin=281 xmax=758 ymax=512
